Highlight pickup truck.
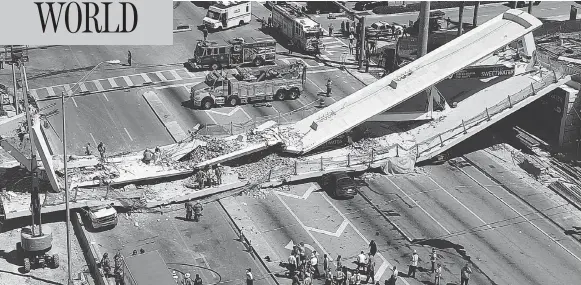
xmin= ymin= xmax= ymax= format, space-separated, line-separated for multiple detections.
xmin=82 ymin=204 xmax=118 ymax=230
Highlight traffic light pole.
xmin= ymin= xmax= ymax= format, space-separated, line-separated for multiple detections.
xmin=11 ymin=63 xmax=18 ymax=114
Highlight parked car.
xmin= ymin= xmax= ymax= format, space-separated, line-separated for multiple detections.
xmin=82 ymin=204 xmax=118 ymax=230
xmin=321 ymin=172 xmax=358 ymax=199
xmin=366 ymin=21 xmax=393 ymax=37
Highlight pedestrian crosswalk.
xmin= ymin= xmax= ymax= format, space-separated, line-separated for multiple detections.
xmin=30 ymin=58 xmax=328 ymax=101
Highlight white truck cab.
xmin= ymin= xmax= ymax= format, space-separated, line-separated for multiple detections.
xmin=203 ymin=1 xmax=251 ymax=31
xmin=84 ymin=204 xmax=118 ymax=229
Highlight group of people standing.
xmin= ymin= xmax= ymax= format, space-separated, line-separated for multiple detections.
xmin=194 ymin=163 xmax=223 ymax=189
xmin=100 ymin=251 xmax=127 ymax=285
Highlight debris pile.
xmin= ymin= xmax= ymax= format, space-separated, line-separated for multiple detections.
xmin=234 ymin=153 xmax=295 ymax=193
xmin=188 ymin=136 xmax=243 ymax=164
xmin=278 ymin=126 xmax=304 ymax=149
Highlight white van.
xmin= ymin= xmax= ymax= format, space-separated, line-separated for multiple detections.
xmin=203 ymin=1 xmax=251 ymax=31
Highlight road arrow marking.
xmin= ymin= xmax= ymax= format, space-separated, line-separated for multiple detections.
xmin=206 ymin=106 xmax=246 ymax=117
xmin=305 ymin=219 xmax=348 ymax=237
xmin=274 ymin=183 xmax=320 ymax=200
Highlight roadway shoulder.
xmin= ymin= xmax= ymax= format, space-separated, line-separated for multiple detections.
xmin=142 ymin=91 xmax=187 ymax=142
xmin=220 ymin=196 xmax=288 ymax=285
xmin=465 ymin=150 xmax=581 ymax=238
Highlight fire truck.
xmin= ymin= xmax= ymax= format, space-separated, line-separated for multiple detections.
xmin=190 ymin=61 xmax=307 ymax=109
xmin=271 ymin=3 xmax=323 ymax=54
xmin=203 ymin=1 xmax=251 ymax=31
xmin=189 ymin=38 xmax=276 ymax=70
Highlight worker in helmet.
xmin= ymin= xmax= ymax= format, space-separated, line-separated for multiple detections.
xmin=326 ymin=79 xmax=332 ymax=97
xmin=193 ymin=201 xmax=203 ymax=222
xmin=214 ymin=163 xmax=223 ymax=185
xmin=185 ymin=200 xmax=194 ymax=221
xmin=101 ymin=253 xmax=112 ymax=277
xmin=196 ymin=167 xmax=206 ymax=189
xmin=183 ymin=273 xmax=194 ymax=285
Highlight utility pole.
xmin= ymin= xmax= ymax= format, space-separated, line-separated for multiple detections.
xmin=359 ymin=16 xmax=366 ymax=69
xmin=61 ymin=90 xmax=73 ymax=285
xmin=457 ymin=2 xmax=465 ymax=36
xmin=418 ymin=1 xmax=430 ymax=58
xmin=528 ymin=1 xmax=533 ymax=14
xmin=473 ymin=2 xmax=480 ymax=28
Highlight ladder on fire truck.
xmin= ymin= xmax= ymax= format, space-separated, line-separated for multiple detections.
xmin=1 ymin=45 xmax=30 ymax=66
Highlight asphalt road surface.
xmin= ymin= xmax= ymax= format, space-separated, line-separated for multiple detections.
xmin=89 ymin=200 xmax=276 ymax=285
xmin=19 ymin=1 xmax=366 ymax=156
xmin=225 ymin=149 xmax=581 ymax=285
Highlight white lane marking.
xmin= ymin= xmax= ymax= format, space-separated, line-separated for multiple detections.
xmin=93 ymin=80 xmax=105 ymax=92
xmin=280 ymin=58 xmax=290 ymax=64
xmin=204 ymin=111 xmax=218 ymax=125
xmin=307 ymin=78 xmax=337 ymax=103
xmin=384 ymin=176 xmax=452 ymax=235
xmin=71 ymin=97 xmax=78 ymax=107
xmin=305 ymin=219 xmax=349 ymax=237
xmin=63 ymin=84 xmax=72 ymax=95
xmin=122 ymin=76 xmax=133 ymax=86
xmin=426 ymin=175 xmax=493 ymax=230
xmin=457 ymin=166 xmax=581 ymax=263
xmin=240 ymin=106 xmax=252 ymax=121
xmin=108 ymin=78 xmax=118 ymax=88
xmin=274 ymin=192 xmax=331 ymax=258
xmin=79 ymin=82 xmax=88 ymax=92
xmin=200 ymin=255 xmax=218 ymax=278
xmin=275 ymin=183 xmax=319 ymax=200
xmin=29 ymin=89 xmax=39 ymax=100
xmin=154 ymin=81 xmax=202 ymax=90
xmin=124 ymin=128 xmax=133 ymax=141
xmin=140 ymin=73 xmax=152 ymax=83
xmin=307 ymin=68 xmax=340 ymax=74
xmin=102 ymin=93 xmax=109 ymax=102
xmin=319 ymin=193 xmax=405 ymax=284
xmin=47 ymin=87 xmax=56 ymax=97
xmin=156 ymin=71 xmax=168 ymax=81
xmin=89 ymin=133 xmax=97 ymax=145
xmin=170 ymin=69 xmax=182 ymax=80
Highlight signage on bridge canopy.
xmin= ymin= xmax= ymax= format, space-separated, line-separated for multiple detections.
xmin=451 ymin=64 xmax=515 ymax=80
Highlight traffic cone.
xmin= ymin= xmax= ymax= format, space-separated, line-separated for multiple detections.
xmin=318 ymin=96 xmax=326 ymax=108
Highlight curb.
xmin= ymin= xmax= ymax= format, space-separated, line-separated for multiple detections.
xmin=217 ymin=199 xmax=282 ymax=285
xmin=72 ymin=211 xmax=112 ymax=285
xmin=357 ymin=187 xmax=415 ymax=243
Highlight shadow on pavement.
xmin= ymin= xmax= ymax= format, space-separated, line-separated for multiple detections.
xmin=0 ymin=269 xmax=64 ymax=285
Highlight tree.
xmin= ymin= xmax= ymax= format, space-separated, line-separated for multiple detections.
xmin=457 ymin=1 xmax=465 ymax=36
xmin=473 ymin=2 xmax=480 ymax=28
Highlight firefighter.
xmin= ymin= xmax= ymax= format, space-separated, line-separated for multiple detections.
xmin=328 ymin=23 xmax=334 ymax=37
xmin=205 ymin=165 xmax=214 ymax=187
xmin=101 ymin=253 xmax=112 ymax=277
xmin=194 ymin=274 xmax=203 ymax=285
xmin=115 ymin=269 xmax=125 ymax=285
xmin=340 ymin=21 xmax=345 ymax=35
xmin=193 ymin=201 xmax=203 ymax=222
xmin=132 ymin=250 xmax=138 ymax=256
xmin=127 ymin=50 xmax=132 ymax=66
xmin=267 ymin=16 xmax=272 ymax=28
xmin=114 ymin=252 xmax=122 ymax=269
xmin=185 ymin=200 xmax=193 ymax=221
xmin=214 ymin=163 xmax=223 ymax=185
xmin=143 ymin=148 xmax=154 ymax=165
xmin=326 ymin=79 xmax=332 ymax=97
xmin=97 ymin=142 xmax=106 ymax=162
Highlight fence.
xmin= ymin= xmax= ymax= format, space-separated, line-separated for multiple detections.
xmin=262 ymin=69 xmax=564 ymax=182
xmin=533 ymin=19 xmax=581 ymax=40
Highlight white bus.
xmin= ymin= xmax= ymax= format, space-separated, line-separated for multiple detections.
xmin=203 ymin=1 xmax=251 ymax=31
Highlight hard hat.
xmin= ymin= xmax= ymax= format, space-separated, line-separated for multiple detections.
xmin=185 ymin=273 xmax=191 ymax=278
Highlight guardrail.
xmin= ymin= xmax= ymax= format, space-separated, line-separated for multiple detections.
xmin=261 ymin=69 xmax=564 ymax=182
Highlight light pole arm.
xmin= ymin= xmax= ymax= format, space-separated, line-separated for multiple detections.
xmin=65 ymin=59 xmax=119 ymax=100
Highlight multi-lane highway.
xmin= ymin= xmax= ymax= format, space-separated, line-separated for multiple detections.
xmin=224 ymin=150 xmax=581 ymax=285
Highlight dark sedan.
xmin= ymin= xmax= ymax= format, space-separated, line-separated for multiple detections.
xmin=321 ymin=171 xmax=358 ymax=199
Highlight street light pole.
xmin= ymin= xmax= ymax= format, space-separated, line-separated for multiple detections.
xmin=61 ymin=60 xmax=119 ymax=285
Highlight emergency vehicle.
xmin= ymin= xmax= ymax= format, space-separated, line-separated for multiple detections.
xmin=190 ymin=61 xmax=306 ymax=109
xmin=189 ymin=38 xmax=276 ymax=70
xmin=271 ymin=3 xmax=323 ymax=53
xmin=203 ymin=1 xmax=251 ymax=31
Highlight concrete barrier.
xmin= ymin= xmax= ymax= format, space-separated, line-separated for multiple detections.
xmin=72 ymin=212 xmax=111 ymax=285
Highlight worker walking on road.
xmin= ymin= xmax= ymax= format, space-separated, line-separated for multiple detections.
xmin=101 ymin=253 xmax=112 ymax=277
xmin=409 ymin=250 xmax=419 ymax=278
xmin=326 ymin=79 xmax=332 ymax=97
xmin=85 ymin=143 xmax=92 ymax=156
xmin=246 ymin=268 xmax=254 ymax=285
xmin=127 ymin=50 xmax=132 ymax=66
xmin=328 ymin=23 xmax=334 ymax=37
xmin=214 ymin=163 xmax=223 ymax=185
xmin=434 ymin=264 xmax=442 ymax=285
xmin=365 ymin=255 xmax=375 ymax=284
xmin=193 ymin=201 xmax=203 ymax=222
xmin=185 ymin=200 xmax=193 ymax=221
xmin=369 ymin=240 xmax=377 ymax=256
xmin=356 ymin=251 xmax=367 ymax=273
xmin=202 ymin=26 xmax=209 ymax=41
xmin=182 ymin=273 xmax=193 ymax=285
xmin=97 ymin=142 xmax=106 ymax=162
xmin=430 ymin=248 xmax=437 ymax=273
xmin=460 ymin=263 xmax=472 ymax=285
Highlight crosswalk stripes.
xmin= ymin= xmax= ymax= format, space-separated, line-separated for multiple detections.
xmin=30 ymin=89 xmax=39 ymax=100
xmin=47 ymin=87 xmax=56 ymax=97
xmin=108 ymin=78 xmax=118 ymax=88
xmin=141 ymin=73 xmax=152 ymax=83
xmin=122 ymin=76 xmax=133 ymax=86
xmin=169 ymin=69 xmax=182 ymax=81
xmin=93 ymin=80 xmax=105 ymax=91
xmin=156 ymin=71 xmax=168 ymax=81
xmin=79 ymin=82 xmax=88 ymax=92
xmin=63 ymin=84 xmax=72 ymax=94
